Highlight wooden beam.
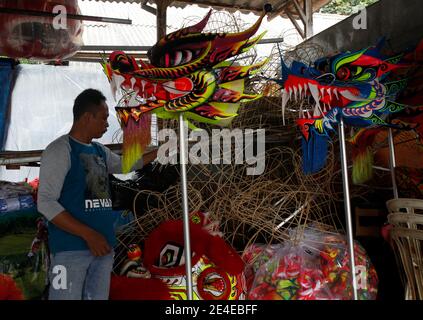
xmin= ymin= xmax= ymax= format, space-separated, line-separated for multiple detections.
xmin=156 ymin=0 xmax=173 ymax=41
xmin=0 ymin=7 xmax=132 ymax=25
xmin=292 ymin=0 xmax=307 ymax=26
xmin=69 ymin=51 xmax=148 ymax=63
xmin=286 ymin=8 xmax=305 ymax=39
xmin=267 ymin=0 xmax=291 ymax=21
xmin=141 ymin=0 xmax=157 ymax=15
xmin=305 ymin=0 xmax=314 ymax=38
xmin=172 ymin=0 xmax=263 ymax=13
xmin=0 ymin=143 xmax=123 ymax=167
xmin=80 ymin=45 xmax=151 ymax=52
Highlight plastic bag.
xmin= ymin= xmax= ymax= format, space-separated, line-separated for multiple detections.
xmin=245 ymin=226 xmax=378 ymax=300
xmin=247 ymin=243 xmax=337 ymax=300
xmin=242 ymin=244 xmax=281 ymax=292
xmin=302 ymin=229 xmax=379 ymax=300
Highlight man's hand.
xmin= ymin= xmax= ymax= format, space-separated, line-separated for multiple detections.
xmin=51 ymin=211 xmax=112 ymax=256
xmin=82 ymin=229 xmax=112 ymax=257
xmin=143 ymin=148 xmax=158 ymax=166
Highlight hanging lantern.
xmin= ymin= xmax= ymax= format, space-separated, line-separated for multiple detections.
xmin=0 ymin=0 xmax=83 ymax=60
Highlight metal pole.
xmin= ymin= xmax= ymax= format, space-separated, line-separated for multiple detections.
xmin=0 ymin=7 xmax=132 ymax=24
xmin=338 ymin=118 xmax=359 ymax=300
xmin=388 ymin=128 xmax=399 ymax=199
xmin=179 ymin=113 xmax=193 ymax=300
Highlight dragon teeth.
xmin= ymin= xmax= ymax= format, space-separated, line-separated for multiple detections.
xmin=306 ymin=110 xmax=312 ymax=119
xmin=298 ymin=84 xmax=303 ymax=98
xmin=140 ymin=79 xmax=146 ymax=90
xmin=174 ymin=51 xmax=183 ymax=66
xmin=333 ymin=88 xmax=339 ymax=100
xmin=293 ymin=86 xmax=298 ymax=101
xmin=130 ymin=78 xmax=136 ymax=90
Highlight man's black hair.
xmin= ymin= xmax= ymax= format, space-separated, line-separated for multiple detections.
xmin=73 ymin=89 xmax=107 ymax=121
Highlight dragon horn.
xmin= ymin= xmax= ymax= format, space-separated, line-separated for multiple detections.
xmin=161 ymin=9 xmax=212 ymax=43
xmin=223 ymin=4 xmax=271 ymax=43
xmin=182 ymin=9 xmax=212 ymax=34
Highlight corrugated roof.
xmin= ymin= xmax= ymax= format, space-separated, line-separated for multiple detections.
xmin=78 ymin=0 xmax=343 ymax=47
xmin=86 ymin=0 xmax=332 ymax=16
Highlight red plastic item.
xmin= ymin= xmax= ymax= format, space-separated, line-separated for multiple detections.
xmin=0 ymin=274 xmax=24 ymax=300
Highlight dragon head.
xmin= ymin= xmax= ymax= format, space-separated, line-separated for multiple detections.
xmin=276 ymin=39 xmax=416 ymax=173
xmin=103 ymin=8 xmax=270 ymax=172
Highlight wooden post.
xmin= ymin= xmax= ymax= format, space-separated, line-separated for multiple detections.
xmin=155 ymin=0 xmax=172 ymax=131
xmin=156 ymin=0 xmax=172 ymax=41
xmin=304 ymin=0 xmax=313 ymax=38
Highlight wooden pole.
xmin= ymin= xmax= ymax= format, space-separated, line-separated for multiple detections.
xmin=156 ymin=0 xmax=172 ymax=41
xmin=304 ymin=0 xmax=314 ymax=38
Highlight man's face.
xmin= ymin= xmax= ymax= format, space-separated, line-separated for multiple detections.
xmin=89 ymin=101 xmax=109 ymax=139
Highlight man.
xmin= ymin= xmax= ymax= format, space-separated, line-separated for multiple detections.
xmin=38 ymin=89 xmax=157 ymax=300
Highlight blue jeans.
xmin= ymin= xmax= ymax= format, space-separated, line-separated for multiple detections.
xmin=48 ymin=250 xmax=114 ymax=300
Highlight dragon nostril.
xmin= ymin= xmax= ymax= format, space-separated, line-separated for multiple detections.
xmin=164 ymin=53 xmax=170 ymax=67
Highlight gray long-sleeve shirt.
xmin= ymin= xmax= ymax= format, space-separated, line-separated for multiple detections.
xmin=37 ymin=134 xmax=142 ymax=221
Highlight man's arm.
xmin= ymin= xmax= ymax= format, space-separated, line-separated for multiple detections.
xmin=38 ymin=139 xmax=111 ymax=256
xmin=143 ymin=148 xmax=158 ymax=166
xmin=103 ymin=145 xmax=158 ymax=174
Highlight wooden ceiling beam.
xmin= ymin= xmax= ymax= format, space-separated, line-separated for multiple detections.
xmin=292 ymin=0 xmax=306 ymax=26
xmin=267 ymin=0 xmax=291 ymax=21
xmin=172 ymin=0 xmax=263 ymax=13
xmin=285 ymin=7 xmax=305 ymax=39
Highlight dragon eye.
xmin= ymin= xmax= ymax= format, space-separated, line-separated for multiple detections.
xmin=163 ymin=49 xmax=203 ymax=67
xmin=336 ymin=66 xmax=351 ymax=80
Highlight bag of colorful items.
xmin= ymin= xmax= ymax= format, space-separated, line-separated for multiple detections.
xmin=243 ymin=226 xmax=378 ymax=300
xmin=0 ymin=180 xmax=36 ymax=215
xmin=110 ymin=211 xmax=247 ymax=300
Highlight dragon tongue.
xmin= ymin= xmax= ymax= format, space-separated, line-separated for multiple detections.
xmin=313 ymin=104 xmax=322 ymax=117
xmin=308 ymin=83 xmax=322 ymax=113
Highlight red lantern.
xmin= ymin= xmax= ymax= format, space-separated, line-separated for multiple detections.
xmin=0 ymin=0 xmax=83 ymax=60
